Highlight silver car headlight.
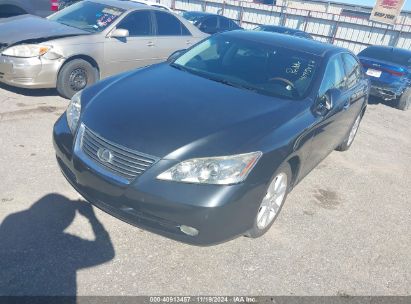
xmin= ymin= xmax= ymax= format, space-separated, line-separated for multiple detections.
xmin=157 ymin=152 xmax=262 ymax=185
xmin=66 ymin=91 xmax=82 ymax=134
xmin=2 ymin=44 xmax=51 ymax=58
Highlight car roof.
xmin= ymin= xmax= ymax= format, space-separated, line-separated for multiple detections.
xmin=183 ymin=11 xmax=218 ymax=18
xmin=87 ymin=0 xmax=151 ymax=10
xmin=220 ymin=30 xmax=346 ymax=57
xmin=361 ymin=45 xmax=411 ymax=56
xmin=259 ymin=25 xmax=303 ymax=34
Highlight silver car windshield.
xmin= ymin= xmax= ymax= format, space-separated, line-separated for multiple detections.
xmin=172 ymin=35 xmax=319 ymax=100
xmin=49 ymin=1 xmax=126 ymax=33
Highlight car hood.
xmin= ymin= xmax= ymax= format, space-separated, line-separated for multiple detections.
xmin=81 ymin=64 xmax=301 ymax=160
xmin=0 ymin=15 xmax=89 ymax=48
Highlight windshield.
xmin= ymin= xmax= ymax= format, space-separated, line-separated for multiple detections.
xmin=172 ymin=35 xmax=319 ymax=100
xmin=359 ymin=47 xmax=411 ymax=67
xmin=49 ymin=1 xmax=126 ymax=33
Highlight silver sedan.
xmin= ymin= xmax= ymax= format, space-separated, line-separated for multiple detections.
xmin=0 ymin=0 xmax=206 ymax=98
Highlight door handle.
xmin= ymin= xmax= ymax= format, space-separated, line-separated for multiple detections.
xmin=147 ymin=41 xmax=155 ymax=47
xmin=186 ymin=40 xmax=192 ymax=45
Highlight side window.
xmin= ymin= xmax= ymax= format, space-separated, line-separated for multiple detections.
xmin=201 ymin=16 xmax=217 ymax=28
xmin=319 ymin=55 xmax=346 ymax=96
xmin=229 ymin=20 xmax=239 ymax=29
xmin=219 ymin=17 xmax=230 ymax=30
xmin=154 ymin=11 xmax=190 ymax=36
xmin=342 ymin=53 xmax=361 ymax=89
xmin=117 ymin=11 xmax=152 ymax=36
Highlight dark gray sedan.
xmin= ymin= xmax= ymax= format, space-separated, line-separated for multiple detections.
xmin=53 ymin=31 xmax=369 ymax=245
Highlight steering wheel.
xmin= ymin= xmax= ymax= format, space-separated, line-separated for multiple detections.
xmin=269 ymin=77 xmax=299 ymax=97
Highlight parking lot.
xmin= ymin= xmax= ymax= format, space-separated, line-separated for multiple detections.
xmin=0 ymin=82 xmax=410 ymax=296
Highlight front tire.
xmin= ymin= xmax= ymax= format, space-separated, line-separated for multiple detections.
xmin=397 ymin=88 xmax=411 ymax=111
xmin=336 ymin=112 xmax=362 ymax=152
xmin=245 ymin=163 xmax=291 ymax=239
xmin=57 ymin=59 xmax=98 ymax=99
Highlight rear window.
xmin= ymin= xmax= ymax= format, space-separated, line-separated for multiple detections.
xmin=359 ymin=47 xmax=411 ymax=67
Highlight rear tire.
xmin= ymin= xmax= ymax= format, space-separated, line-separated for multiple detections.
xmin=245 ymin=163 xmax=291 ymax=239
xmin=397 ymin=88 xmax=411 ymax=111
xmin=336 ymin=112 xmax=362 ymax=152
xmin=57 ymin=59 xmax=98 ymax=99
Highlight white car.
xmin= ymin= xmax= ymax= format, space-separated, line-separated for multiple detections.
xmin=129 ymin=0 xmax=173 ymax=12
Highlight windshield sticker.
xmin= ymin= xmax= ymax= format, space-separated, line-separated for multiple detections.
xmin=286 ymin=61 xmax=301 ymax=74
xmin=102 ymin=8 xmax=123 ymax=16
xmin=300 ymin=60 xmax=316 ymax=80
xmin=96 ymin=10 xmax=121 ymax=28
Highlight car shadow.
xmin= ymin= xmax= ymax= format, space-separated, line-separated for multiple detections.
xmin=0 ymin=82 xmax=60 ymax=97
xmin=368 ymin=95 xmax=397 ymax=109
xmin=0 ymin=193 xmax=115 ymax=297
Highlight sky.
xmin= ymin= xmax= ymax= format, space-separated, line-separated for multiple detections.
xmin=334 ymin=0 xmax=411 ymax=10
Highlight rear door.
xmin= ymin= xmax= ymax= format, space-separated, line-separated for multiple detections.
xmin=342 ymin=53 xmax=368 ymax=124
xmin=151 ymin=11 xmax=196 ymax=61
xmin=103 ymin=10 xmax=158 ymax=77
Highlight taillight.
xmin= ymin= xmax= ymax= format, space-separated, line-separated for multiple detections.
xmin=388 ymin=70 xmax=405 ymax=77
xmin=51 ymin=0 xmax=59 ymax=11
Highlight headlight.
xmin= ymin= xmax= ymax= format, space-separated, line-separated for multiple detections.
xmin=2 ymin=44 xmax=51 ymax=58
xmin=157 ymin=151 xmax=262 ymax=185
xmin=66 ymin=91 xmax=82 ymax=134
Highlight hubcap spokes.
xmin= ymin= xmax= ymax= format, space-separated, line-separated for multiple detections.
xmin=257 ymin=172 xmax=288 ymax=230
xmin=348 ymin=115 xmax=361 ymax=146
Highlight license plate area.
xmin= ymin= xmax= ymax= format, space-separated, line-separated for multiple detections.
xmin=366 ymin=68 xmax=382 ymax=78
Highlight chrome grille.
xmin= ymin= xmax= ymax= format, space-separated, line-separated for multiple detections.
xmin=81 ymin=125 xmax=159 ymax=181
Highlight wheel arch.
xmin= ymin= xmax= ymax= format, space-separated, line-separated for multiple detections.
xmin=58 ymin=55 xmax=101 ymax=80
xmin=286 ymin=155 xmax=301 ymax=188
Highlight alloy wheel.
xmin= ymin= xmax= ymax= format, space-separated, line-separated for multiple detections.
xmin=347 ymin=115 xmax=361 ymax=146
xmin=257 ymin=172 xmax=288 ymax=230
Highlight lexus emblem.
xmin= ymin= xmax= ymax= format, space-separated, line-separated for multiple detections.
xmin=97 ymin=148 xmax=113 ymax=163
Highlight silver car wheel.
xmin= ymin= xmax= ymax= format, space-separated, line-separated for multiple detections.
xmin=257 ymin=172 xmax=288 ymax=230
xmin=347 ymin=114 xmax=361 ymax=146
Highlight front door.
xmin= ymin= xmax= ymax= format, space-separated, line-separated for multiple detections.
xmin=303 ymin=54 xmax=352 ymax=173
xmin=103 ymin=10 xmax=158 ymax=77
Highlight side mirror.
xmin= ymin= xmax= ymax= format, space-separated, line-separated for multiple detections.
xmin=167 ymin=49 xmax=186 ymax=62
xmin=316 ymin=89 xmax=335 ymax=115
xmin=110 ymin=28 xmax=129 ymax=39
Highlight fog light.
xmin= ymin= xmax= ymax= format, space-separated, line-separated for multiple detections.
xmin=180 ymin=225 xmax=199 ymax=236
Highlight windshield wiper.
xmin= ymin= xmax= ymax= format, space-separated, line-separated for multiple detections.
xmin=210 ymin=78 xmax=259 ymax=93
xmin=170 ymin=63 xmax=191 ymax=73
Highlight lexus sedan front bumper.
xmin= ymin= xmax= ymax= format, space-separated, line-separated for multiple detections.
xmin=53 ymin=114 xmax=266 ymax=245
